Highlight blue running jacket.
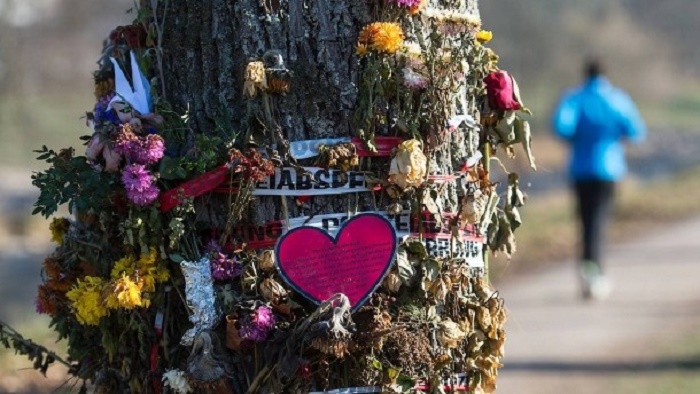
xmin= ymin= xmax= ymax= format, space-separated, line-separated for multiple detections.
xmin=553 ymin=77 xmax=646 ymax=181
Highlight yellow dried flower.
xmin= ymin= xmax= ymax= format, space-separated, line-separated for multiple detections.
xmin=138 ymin=247 xmax=158 ymax=269
xmin=94 ymin=78 xmax=115 ymax=99
xmin=66 ymin=276 xmax=109 ymax=326
xmin=112 ymin=255 xmax=136 ymax=278
xmin=49 ymin=217 xmax=70 ymax=246
xmin=389 ymin=139 xmax=427 ymax=189
xmin=107 ymin=275 xmax=143 ymax=309
xmin=110 ymin=248 xmax=169 ymax=295
xmin=244 ymin=61 xmax=267 ymax=97
xmin=476 ymin=30 xmax=493 ymax=44
xmin=358 ymin=22 xmax=404 ymax=54
xmin=355 ymin=43 xmax=368 ymax=56
xmin=138 ymin=248 xmax=170 ymax=290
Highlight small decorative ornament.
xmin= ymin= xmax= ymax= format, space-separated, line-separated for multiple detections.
xmin=180 ymin=257 xmax=221 ymax=346
xmin=275 ymin=213 xmax=397 ymax=310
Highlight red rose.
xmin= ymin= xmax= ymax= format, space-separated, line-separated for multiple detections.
xmin=484 ymin=71 xmax=521 ymax=111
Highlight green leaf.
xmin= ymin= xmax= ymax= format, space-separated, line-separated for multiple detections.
xmin=396 ymin=375 xmax=415 ymax=392
xmin=169 ymin=253 xmax=185 ymax=263
xmin=404 ymin=241 xmax=427 ymax=259
xmin=371 ymin=358 xmax=383 ymax=371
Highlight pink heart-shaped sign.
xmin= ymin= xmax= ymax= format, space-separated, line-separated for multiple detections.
xmin=275 ymin=213 xmax=397 ymax=311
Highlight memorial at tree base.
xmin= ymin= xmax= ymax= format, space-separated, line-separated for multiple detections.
xmin=0 ymin=0 xmax=536 ymax=392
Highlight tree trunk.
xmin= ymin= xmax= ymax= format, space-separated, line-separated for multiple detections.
xmin=161 ymin=0 xmax=479 ymax=225
xmin=24 ymin=1 xmax=525 ymax=393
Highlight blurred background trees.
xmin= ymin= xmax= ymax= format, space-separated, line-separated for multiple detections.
xmin=2 ymin=0 xmax=699 ymax=164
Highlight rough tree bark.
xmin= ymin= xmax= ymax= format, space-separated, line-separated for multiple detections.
xmin=161 ymin=0 xmax=480 ymax=225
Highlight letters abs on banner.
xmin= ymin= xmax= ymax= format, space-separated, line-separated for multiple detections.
xmin=253 ymin=167 xmax=369 ymax=196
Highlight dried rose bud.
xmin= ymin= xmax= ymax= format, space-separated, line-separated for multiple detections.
xmin=388 ymin=139 xmax=427 ymax=190
xmin=260 ymin=278 xmax=287 ymax=304
xmin=383 ymin=271 xmax=402 ymax=293
xmin=258 ymin=250 xmax=275 ymax=271
xmin=244 ymin=61 xmax=267 ymax=97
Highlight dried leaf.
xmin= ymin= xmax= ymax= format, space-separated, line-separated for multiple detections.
xmin=259 ymin=278 xmax=288 ymax=304
xmin=460 ymin=189 xmax=488 ymax=225
xmin=396 ymin=249 xmax=417 ymax=285
xmin=436 ymin=319 xmax=467 ymax=349
xmin=478 ymin=186 xmax=500 ymax=235
xmin=493 ymin=111 xmax=517 ymax=143
xmin=515 ymin=117 xmax=536 ymax=170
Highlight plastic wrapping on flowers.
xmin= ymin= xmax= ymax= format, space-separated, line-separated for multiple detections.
xmin=10 ymin=2 xmax=538 ymax=393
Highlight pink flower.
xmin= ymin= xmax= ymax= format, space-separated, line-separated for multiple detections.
xmin=391 ymin=0 xmax=423 ymax=7
xmin=239 ymin=305 xmax=276 ymax=343
xmin=114 ymin=126 xmax=165 ymax=165
xmin=252 ymin=305 xmax=275 ymax=328
xmin=210 ymin=253 xmax=242 ymax=281
xmin=402 ymin=67 xmax=429 ymax=89
xmin=126 ymin=184 xmax=159 ymax=206
xmin=122 ymin=164 xmax=159 ymax=206
xmin=135 ymin=134 xmax=165 ymax=165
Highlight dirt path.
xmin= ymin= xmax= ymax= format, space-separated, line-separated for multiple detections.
xmin=495 ymin=217 xmax=700 ymax=393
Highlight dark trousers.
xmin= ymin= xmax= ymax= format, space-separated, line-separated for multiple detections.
xmin=573 ymin=180 xmax=615 ymax=272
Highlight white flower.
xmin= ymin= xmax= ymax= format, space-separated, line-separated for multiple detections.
xmin=402 ymin=68 xmax=429 ymax=90
xmin=401 ymin=41 xmax=422 ymax=58
xmin=162 ymin=369 xmax=192 ymax=394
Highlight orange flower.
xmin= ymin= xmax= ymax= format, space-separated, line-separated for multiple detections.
xmin=357 ymin=22 xmax=404 ymax=54
xmin=409 ymin=0 xmax=428 ymax=15
xmin=356 ymin=43 xmax=368 ymax=56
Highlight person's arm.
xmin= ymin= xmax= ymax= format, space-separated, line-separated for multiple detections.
xmin=616 ymin=92 xmax=646 ymax=143
xmin=552 ymin=91 xmax=578 ymax=142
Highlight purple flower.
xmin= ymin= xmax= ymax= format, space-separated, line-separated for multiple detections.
xmin=114 ymin=127 xmax=165 ymax=165
xmin=239 ymin=306 xmax=276 ymax=343
xmin=205 ymin=239 xmax=223 ymax=254
xmin=122 ymin=164 xmax=153 ymax=190
xmin=210 ymin=252 xmax=242 ymax=281
xmin=114 ymin=126 xmax=140 ymax=161
xmin=135 ymin=134 xmax=165 ymax=165
xmin=391 ymin=0 xmax=423 ymax=7
xmin=126 ymin=184 xmax=159 ymax=206
xmin=252 ymin=305 xmax=275 ymax=328
xmin=93 ymin=94 xmax=120 ymax=126
xmin=122 ymin=164 xmax=159 ymax=206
